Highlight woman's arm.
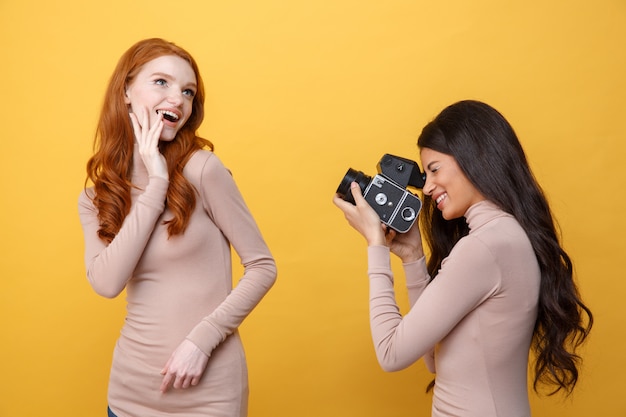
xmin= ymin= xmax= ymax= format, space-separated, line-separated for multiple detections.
xmin=334 ymin=181 xmax=440 ymax=371
xmin=403 ymin=258 xmax=436 ymax=373
xmin=368 ymin=237 xmax=500 ymax=372
xmin=78 ymin=177 xmax=169 ymax=298
xmin=184 ymin=153 xmax=277 ymax=355
xmin=78 ymin=107 xmax=168 ymax=298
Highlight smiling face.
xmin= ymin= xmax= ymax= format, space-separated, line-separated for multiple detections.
xmin=420 ymin=148 xmax=486 ymax=220
xmin=124 ymin=55 xmax=197 ymax=142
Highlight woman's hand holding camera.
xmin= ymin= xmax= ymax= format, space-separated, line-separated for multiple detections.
xmin=385 ymin=222 xmax=424 ymax=263
xmin=333 ymin=182 xmax=387 ymax=246
xmin=333 ymin=181 xmax=424 ymax=263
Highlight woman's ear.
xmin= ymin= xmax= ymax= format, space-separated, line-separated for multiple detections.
xmin=124 ymin=86 xmax=131 ymax=105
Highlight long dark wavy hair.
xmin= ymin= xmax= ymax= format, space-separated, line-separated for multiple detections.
xmin=417 ymin=100 xmax=592 ymax=395
xmin=86 ymin=38 xmax=213 ymax=243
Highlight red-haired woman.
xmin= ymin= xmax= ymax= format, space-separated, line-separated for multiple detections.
xmin=79 ymin=38 xmax=276 ymax=417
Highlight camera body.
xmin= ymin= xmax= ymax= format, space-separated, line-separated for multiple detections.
xmin=336 ymin=154 xmax=425 ymax=233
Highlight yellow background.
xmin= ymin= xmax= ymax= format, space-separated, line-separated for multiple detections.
xmin=1 ymin=1 xmax=624 ymax=416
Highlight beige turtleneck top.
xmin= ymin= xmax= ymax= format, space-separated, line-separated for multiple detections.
xmin=79 ymin=148 xmax=276 ymax=417
xmin=368 ymin=200 xmax=539 ymax=417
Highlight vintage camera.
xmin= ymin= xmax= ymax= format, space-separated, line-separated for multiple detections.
xmin=336 ymin=154 xmax=425 ymax=233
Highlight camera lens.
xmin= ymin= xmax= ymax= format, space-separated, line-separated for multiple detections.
xmin=336 ymin=168 xmax=371 ymax=204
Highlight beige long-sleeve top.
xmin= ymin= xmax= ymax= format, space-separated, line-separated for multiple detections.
xmin=79 ymin=148 xmax=276 ymax=417
xmin=368 ymin=200 xmax=540 ymax=417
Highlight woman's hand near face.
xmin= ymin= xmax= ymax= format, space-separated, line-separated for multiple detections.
xmin=130 ymin=107 xmax=168 ymax=180
xmin=333 ymin=182 xmax=387 ymax=246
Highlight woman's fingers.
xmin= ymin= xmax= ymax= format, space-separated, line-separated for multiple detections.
xmin=159 ymin=340 xmax=209 ymax=393
xmin=349 ymin=182 xmax=367 ymax=205
xmin=130 ymin=108 xmax=168 ymax=179
xmin=146 ymin=109 xmax=164 ymax=150
xmin=333 ymin=183 xmax=386 ymax=246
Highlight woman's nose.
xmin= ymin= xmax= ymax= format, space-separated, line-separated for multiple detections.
xmin=167 ymin=91 xmax=183 ymax=105
xmin=423 ymin=177 xmax=435 ymax=196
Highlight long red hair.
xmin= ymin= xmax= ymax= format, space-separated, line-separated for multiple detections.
xmin=86 ymin=38 xmax=213 ymax=243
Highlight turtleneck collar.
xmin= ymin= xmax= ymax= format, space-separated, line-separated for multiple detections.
xmin=463 ymin=200 xmax=511 ymax=232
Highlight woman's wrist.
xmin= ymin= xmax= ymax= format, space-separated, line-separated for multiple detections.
xmin=400 ymin=252 xmax=423 ymax=263
xmin=367 ymin=236 xmax=387 ymax=247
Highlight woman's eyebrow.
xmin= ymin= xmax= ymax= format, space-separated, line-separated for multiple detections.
xmin=427 ymin=161 xmax=439 ymax=170
xmin=150 ymin=71 xmax=172 ymax=79
xmin=150 ymin=72 xmax=197 ymax=89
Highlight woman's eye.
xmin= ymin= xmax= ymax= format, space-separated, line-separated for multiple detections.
xmin=154 ymin=79 xmax=167 ymax=86
xmin=183 ymin=89 xmax=196 ymax=97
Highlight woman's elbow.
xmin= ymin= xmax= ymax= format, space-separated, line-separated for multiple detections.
xmin=87 ymin=274 xmax=124 ymax=299
xmin=252 ymin=257 xmax=277 ymax=289
xmin=263 ymin=264 xmax=277 ymax=292
xmin=377 ymin=357 xmax=408 ymax=373
xmin=268 ymin=260 xmax=277 ymax=283
xmin=375 ymin=345 xmax=413 ymax=372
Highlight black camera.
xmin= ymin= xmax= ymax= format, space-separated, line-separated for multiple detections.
xmin=336 ymin=154 xmax=425 ymax=233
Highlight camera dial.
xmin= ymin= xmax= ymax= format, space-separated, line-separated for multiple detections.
xmin=401 ymin=207 xmax=416 ymax=222
xmin=374 ymin=193 xmax=388 ymax=206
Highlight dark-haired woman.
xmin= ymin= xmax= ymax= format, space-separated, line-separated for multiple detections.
xmin=79 ymin=38 xmax=276 ymax=417
xmin=333 ymin=100 xmax=592 ymax=416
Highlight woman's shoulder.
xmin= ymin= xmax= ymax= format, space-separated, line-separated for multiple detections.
xmin=187 ymin=148 xmax=214 ymax=163
xmin=78 ymin=186 xmax=95 ymax=204
xmin=456 ymin=211 xmax=533 ymax=269
xmin=184 ymin=149 xmax=232 ymax=183
xmin=186 ymin=149 xmax=215 ymax=172
xmin=78 ymin=186 xmax=97 ymax=217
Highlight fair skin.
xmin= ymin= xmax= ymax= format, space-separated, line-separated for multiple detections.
xmin=420 ymin=148 xmax=485 ymax=220
xmin=126 ymin=54 xmax=198 ymax=180
xmin=333 ymin=148 xmax=485 ymax=262
xmin=124 ymin=55 xmax=208 ymax=393
xmin=332 ymin=180 xmax=425 ymax=263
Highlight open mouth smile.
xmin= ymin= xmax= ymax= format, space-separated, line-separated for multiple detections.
xmin=435 ymin=193 xmax=447 ymax=207
xmin=156 ymin=110 xmax=180 ymax=123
